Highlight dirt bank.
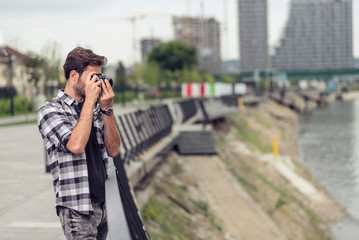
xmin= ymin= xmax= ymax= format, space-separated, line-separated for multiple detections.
xmin=137 ymin=98 xmax=347 ymax=240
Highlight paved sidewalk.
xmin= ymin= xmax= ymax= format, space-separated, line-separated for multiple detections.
xmin=0 ymin=123 xmax=65 ymax=240
xmin=0 ymin=114 xmax=37 ymax=126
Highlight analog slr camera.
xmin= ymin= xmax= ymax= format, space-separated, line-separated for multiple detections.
xmin=93 ymin=73 xmax=113 ymax=87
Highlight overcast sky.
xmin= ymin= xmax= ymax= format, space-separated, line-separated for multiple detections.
xmin=0 ymin=0 xmax=358 ymax=67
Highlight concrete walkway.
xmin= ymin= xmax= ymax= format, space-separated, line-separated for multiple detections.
xmin=0 ymin=123 xmax=65 ymax=240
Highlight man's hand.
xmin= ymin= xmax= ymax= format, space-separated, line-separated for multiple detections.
xmin=99 ymin=79 xmax=115 ymax=110
xmin=85 ymin=73 xmax=102 ymax=105
xmin=99 ymin=78 xmax=121 ymax=157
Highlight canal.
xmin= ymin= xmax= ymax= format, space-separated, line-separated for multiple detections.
xmin=298 ymin=99 xmax=359 ymax=240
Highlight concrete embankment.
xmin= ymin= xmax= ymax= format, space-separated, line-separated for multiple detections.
xmin=137 ymin=93 xmax=353 ymax=240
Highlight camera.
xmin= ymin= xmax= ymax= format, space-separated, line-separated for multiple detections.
xmin=93 ymin=73 xmax=113 ymax=87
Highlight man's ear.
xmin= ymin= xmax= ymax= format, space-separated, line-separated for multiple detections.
xmin=69 ymin=70 xmax=78 ymax=82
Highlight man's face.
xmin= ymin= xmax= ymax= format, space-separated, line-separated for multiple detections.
xmin=74 ymin=65 xmax=101 ymax=99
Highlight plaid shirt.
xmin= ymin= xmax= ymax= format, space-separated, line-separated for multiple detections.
xmin=38 ymin=90 xmax=108 ymax=215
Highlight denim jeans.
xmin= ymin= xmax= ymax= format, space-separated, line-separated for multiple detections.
xmin=58 ymin=202 xmax=108 ymax=240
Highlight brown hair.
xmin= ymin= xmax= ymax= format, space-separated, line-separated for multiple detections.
xmin=63 ymin=47 xmax=107 ymax=80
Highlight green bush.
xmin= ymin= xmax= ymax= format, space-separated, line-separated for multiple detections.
xmin=0 ymin=96 xmax=33 ymax=116
xmin=0 ymin=99 xmax=11 ymax=116
xmin=113 ymin=91 xmax=137 ymax=104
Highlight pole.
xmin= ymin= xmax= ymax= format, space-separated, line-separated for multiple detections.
xmin=8 ymin=54 xmax=15 ymax=116
xmin=273 ymin=137 xmax=278 ymax=160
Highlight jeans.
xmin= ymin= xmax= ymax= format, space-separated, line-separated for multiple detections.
xmin=58 ymin=202 xmax=108 ymax=240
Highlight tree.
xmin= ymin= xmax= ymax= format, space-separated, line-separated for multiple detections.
xmin=144 ymin=62 xmax=161 ymax=87
xmin=41 ymin=41 xmax=61 ymax=93
xmin=148 ymin=41 xmax=197 ymax=72
xmin=220 ymin=75 xmax=235 ymax=83
xmin=24 ymin=52 xmax=45 ymax=94
xmin=115 ymin=61 xmax=126 ymax=91
xmin=115 ymin=61 xmax=126 ymax=105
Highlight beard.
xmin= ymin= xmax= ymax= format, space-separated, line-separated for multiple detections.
xmin=73 ymin=75 xmax=85 ymax=100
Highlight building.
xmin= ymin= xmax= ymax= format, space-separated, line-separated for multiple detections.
xmin=140 ymin=38 xmax=162 ymax=63
xmin=173 ymin=16 xmax=221 ymax=75
xmin=221 ymin=60 xmax=240 ymax=75
xmin=272 ymin=0 xmax=354 ymax=71
xmin=238 ymin=0 xmax=269 ymax=73
xmin=0 ymin=46 xmax=30 ymax=98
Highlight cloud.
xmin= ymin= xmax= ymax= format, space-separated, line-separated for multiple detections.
xmin=0 ymin=0 xmax=108 ymax=14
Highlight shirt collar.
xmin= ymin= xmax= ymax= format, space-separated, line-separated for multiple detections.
xmin=57 ymin=89 xmax=100 ymax=113
xmin=57 ymin=89 xmax=76 ymax=106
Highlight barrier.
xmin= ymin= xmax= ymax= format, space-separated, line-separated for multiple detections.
xmin=115 ymin=105 xmax=174 ymax=165
xmin=182 ymin=82 xmax=247 ymax=98
xmin=176 ymin=99 xmax=198 ymax=123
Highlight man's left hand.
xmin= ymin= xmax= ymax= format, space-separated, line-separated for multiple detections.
xmin=99 ymin=79 xmax=115 ymax=110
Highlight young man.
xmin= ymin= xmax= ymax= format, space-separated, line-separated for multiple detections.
xmin=38 ymin=47 xmax=121 ymax=239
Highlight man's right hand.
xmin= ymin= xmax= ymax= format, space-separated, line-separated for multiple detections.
xmin=85 ymin=72 xmax=102 ymax=104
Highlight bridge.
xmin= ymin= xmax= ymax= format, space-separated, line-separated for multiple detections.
xmin=232 ymin=68 xmax=359 ymax=80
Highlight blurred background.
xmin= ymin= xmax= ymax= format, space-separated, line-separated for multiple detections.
xmin=0 ymin=0 xmax=358 ymax=113
xmin=1 ymin=1 xmax=359 ymax=240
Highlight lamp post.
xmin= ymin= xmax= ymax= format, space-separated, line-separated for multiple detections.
xmin=8 ymin=54 xmax=15 ymax=116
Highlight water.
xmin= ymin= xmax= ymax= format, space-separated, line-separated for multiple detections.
xmin=297 ymin=99 xmax=359 ymax=240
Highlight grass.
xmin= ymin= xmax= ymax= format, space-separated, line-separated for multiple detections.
xmin=142 ymin=196 xmax=199 ymax=240
xmin=253 ymin=170 xmax=320 ymax=223
xmin=252 ymin=112 xmax=272 ymax=129
xmin=142 ymin=158 xmax=223 ymax=239
xmin=232 ymin=115 xmax=272 ymax=153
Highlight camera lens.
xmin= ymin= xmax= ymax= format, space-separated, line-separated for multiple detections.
xmin=108 ymin=78 xmax=113 ymax=87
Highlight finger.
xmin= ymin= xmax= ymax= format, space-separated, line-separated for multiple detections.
xmin=89 ymin=72 xmax=99 ymax=82
xmin=94 ymin=79 xmax=102 ymax=88
xmin=100 ymin=80 xmax=108 ymax=93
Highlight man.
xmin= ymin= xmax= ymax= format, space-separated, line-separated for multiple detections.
xmin=38 ymin=47 xmax=121 ymax=239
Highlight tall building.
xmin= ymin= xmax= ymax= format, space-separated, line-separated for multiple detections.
xmin=238 ymin=0 xmax=269 ymax=73
xmin=140 ymin=38 xmax=162 ymax=63
xmin=173 ymin=16 xmax=221 ymax=75
xmin=272 ymin=0 xmax=354 ymax=71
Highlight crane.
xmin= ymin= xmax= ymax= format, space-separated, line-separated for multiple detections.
xmin=105 ymin=13 xmax=173 ymax=64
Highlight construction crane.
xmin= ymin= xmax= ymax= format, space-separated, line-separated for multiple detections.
xmin=105 ymin=13 xmax=173 ymax=64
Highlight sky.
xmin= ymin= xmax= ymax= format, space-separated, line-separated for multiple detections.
xmin=0 ymin=0 xmax=358 ymax=67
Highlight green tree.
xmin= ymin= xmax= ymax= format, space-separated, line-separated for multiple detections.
xmin=202 ymin=72 xmax=215 ymax=83
xmin=24 ymin=52 xmax=45 ymax=94
xmin=148 ymin=41 xmax=197 ymax=72
xmin=144 ymin=62 xmax=161 ymax=87
xmin=41 ymin=41 xmax=61 ymax=93
xmin=114 ymin=61 xmax=126 ymax=105
xmin=115 ymin=61 xmax=126 ymax=90
xmin=128 ymin=63 xmax=145 ymax=87
xmin=220 ymin=75 xmax=235 ymax=83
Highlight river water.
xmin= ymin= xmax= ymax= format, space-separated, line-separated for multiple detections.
xmin=297 ymin=99 xmax=359 ymax=240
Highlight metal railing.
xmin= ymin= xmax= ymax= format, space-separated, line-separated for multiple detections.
xmin=115 ymin=104 xmax=173 ymax=165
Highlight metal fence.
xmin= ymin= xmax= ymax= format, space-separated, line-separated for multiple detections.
xmin=115 ymin=105 xmax=173 ymax=165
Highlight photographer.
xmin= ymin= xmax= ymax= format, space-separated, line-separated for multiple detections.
xmin=38 ymin=47 xmax=121 ymax=239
